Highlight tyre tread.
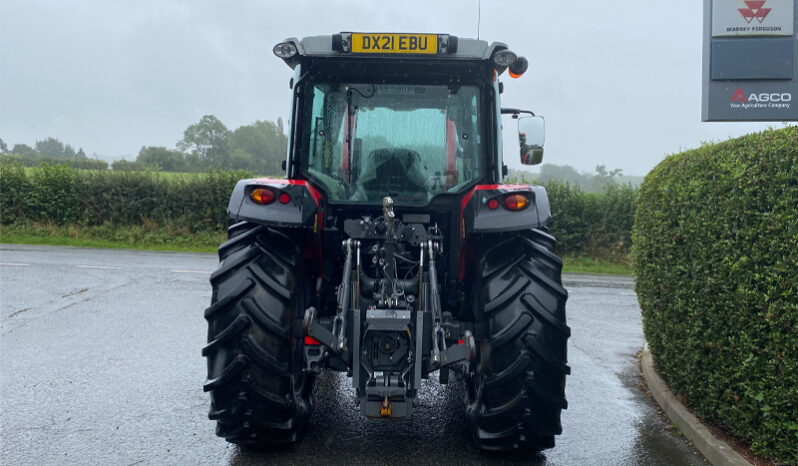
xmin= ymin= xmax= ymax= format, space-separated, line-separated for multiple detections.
xmin=467 ymin=228 xmax=570 ymax=453
xmin=204 ymin=223 xmax=315 ymax=446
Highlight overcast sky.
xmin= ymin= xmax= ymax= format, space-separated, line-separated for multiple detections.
xmin=0 ymin=0 xmax=782 ymax=175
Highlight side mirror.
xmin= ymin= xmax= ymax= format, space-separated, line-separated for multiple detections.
xmin=518 ymin=115 xmax=545 ymax=165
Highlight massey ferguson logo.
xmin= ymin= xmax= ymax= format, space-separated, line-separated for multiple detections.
xmin=738 ymin=1 xmax=771 ymax=23
xmin=730 ymin=87 xmax=792 ymax=110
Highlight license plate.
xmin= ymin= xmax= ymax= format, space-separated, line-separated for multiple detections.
xmin=351 ymin=33 xmax=437 ymax=54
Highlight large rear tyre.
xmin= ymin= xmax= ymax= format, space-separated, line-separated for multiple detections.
xmin=466 ymin=228 xmax=570 ymax=452
xmin=203 ymin=221 xmax=315 ymax=446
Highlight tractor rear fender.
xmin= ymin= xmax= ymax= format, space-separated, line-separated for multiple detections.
xmin=227 ymin=178 xmax=322 ymax=229
xmin=460 ymin=184 xmax=551 ymax=234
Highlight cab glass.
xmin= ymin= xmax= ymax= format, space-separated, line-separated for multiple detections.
xmin=301 ymin=83 xmax=484 ymax=204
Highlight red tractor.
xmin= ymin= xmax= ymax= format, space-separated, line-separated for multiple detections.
xmin=204 ymin=32 xmax=569 ymax=452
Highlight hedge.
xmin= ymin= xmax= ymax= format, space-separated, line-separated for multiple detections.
xmin=0 ymin=162 xmax=251 ymax=232
xmin=632 ymin=126 xmax=797 ymax=462
xmin=2 ymin=162 xmax=638 ymax=259
xmin=545 ymin=181 xmax=637 ymax=259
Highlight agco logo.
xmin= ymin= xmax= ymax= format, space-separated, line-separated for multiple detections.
xmin=730 ymin=87 xmax=792 ymax=109
xmin=738 ymin=1 xmax=771 ymax=23
xmin=731 ymin=87 xmax=791 ymax=103
xmin=730 ymin=88 xmax=748 ymax=102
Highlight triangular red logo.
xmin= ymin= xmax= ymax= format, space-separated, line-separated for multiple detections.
xmin=738 ymin=8 xmax=755 ymax=22
xmin=731 ymin=87 xmax=748 ymax=103
xmin=739 ymin=0 xmax=771 ymax=23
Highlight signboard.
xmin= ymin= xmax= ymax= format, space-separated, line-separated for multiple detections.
xmin=703 ymin=0 xmax=798 ymax=121
xmin=707 ymin=81 xmax=797 ymax=120
xmin=712 ymin=0 xmax=794 ymax=36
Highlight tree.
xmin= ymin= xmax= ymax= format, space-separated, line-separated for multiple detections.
xmin=0 ymin=138 xmax=8 ymax=154
xmin=229 ymin=148 xmax=255 ymax=171
xmin=537 ymin=164 xmax=582 ymax=186
xmin=589 ymin=165 xmax=623 ymax=192
xmin=183 ymin=152 xmax=205 ymax=172
xmin=137 ymin=146 xmax=188 ymax=172
xmin=76 ymin=148 xmax=86 ymax=158
xmin=228 ymin=119 xmax=287 ymax=174
xmin=11 ymin=144 xmax=38 ymax=157
xmin=177 ymin=115 xmax=231 ymax=168
xmin=35 ymin=137 xmax=68 ymax=159
xmin=594 ymin=164 xmax=622 ymax=180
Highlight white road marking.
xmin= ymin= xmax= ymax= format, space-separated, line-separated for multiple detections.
xmin=77 ymin=265 xmax=121 ymax=270
xmin=0 ymin=263 xmax=29 ymax=266
xmin=170 ymin=269 xmax=210 ymax=274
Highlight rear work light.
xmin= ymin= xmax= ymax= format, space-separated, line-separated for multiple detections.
xmin=493 ymin=49 xmax=517 ymax=66
xmin=273 ymin=41 xmax=298 ymax=59
xmin=251 ymin=188 xmax=276 ymax=205
xmin=503 ymin=194 xmax=529 ymax=211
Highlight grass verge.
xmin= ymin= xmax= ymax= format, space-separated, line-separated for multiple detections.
xmin=1 ymin=222 xmax=634 ymax=275
xmin=562 ymin=255 xmax=633 ymax=275
xmin=0 ymin=222 xmax=224 ymax=253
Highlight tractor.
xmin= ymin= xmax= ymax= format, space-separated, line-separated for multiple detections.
xmin=203 ymin=32 xmax=570 ymax=452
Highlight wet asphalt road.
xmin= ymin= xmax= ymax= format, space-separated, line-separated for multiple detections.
xmin=0 ymin=244 xmax=705 ymax=465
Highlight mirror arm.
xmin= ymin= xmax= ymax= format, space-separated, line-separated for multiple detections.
xmin=501 ymin=108 xmax=536 ymax=117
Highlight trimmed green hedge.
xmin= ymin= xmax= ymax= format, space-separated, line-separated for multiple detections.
xmin=0 ymin=162 xmax=250 ymax=232
xmin=2 ymin=163 xmax=638 ymax=260
xmin=633 ymin=126 xmax=797 ymax=463
xmin=545 ymin=181 xmax=637 ymax=259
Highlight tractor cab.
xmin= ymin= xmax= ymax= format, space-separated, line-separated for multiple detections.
xmin=274 ymin=32 xmax=544 ymax=206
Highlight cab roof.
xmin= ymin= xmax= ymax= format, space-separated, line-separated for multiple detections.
xmin=275 ymin=33 xmax=510 ymax=69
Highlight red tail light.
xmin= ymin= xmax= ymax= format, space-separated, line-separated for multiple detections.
xmin=503 ymin=194 xmax=529 ymax=211
xmin=304 ymin=336 xmax=321 ymax=346
xmin=251 ymin=188 xmax=276 ymax=205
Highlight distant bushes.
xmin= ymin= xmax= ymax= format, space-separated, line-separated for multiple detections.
xmin=2 ymin=153 xmax=108 ymax=170
xmin=109 ymin=159 xmax=158 ymax=172
xmin=633 ymin=127 xmax=797 ymax=463
xmin=0 ymin=163 xmax=250 ymax=232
